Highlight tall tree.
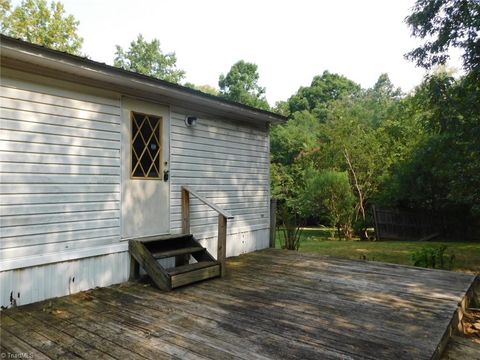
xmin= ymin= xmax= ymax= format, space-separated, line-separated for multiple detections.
xmin=270 ymin=110 xmax=321 ymax=165
xmin=383 ymin=72 xmax=480 ymax=233
xmin=1 ymin=0 xmax=83 ymax=55
xmin=287 ymin=71 xmax=361 ymax=120
xmin=218 ymin=60 xmax=270 ymax=110
xmin=365 ymin=73 xmax=403 ymax=128
xmin=271 ymin=72 xmax=419 ymax=241
xmin=405 ymin=0 xmax=480 ymax=73
xmin=402 ymin=0 xmax=480 ymax=238
xmin=114 ymin=34 xmax=185 ymax=84
xmin=370 ymin=73 xmax=402 ymax=99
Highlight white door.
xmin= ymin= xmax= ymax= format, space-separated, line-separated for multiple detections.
xmin=121 ymin=97 xmax=170 ymax=239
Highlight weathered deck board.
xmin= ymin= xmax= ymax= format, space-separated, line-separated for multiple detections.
xmin=0 ymin=249 xmax=476 ymax=359
xmin=442 ymin=335 xmax=480 ymax=359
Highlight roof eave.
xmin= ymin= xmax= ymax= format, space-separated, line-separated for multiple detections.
xmin=0 ymin=36 xmax=287 ymax=125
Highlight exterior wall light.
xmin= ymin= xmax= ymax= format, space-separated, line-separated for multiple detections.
xmin=185 ymin=115 xmax=198 ymax=127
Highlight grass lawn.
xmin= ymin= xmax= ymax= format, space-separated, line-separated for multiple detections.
xmin=276 ymin=227 xmax=480 ymax=274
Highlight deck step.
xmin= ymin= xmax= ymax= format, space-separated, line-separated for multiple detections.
xmin=167 ymin=261 xmax=220 ymax=288
xmin=166 ymin=261 xmax=220 ymax=276
xmin=151 ymin=246 xmax=204 ymax=259
xmin=129 ymin=234 xmax=220 ymax=290
xmin=132 ymin=233 xmax=193 ymax=244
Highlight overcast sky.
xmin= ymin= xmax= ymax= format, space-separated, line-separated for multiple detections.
xmin=11 ymin=0 xmax=462 ymax=104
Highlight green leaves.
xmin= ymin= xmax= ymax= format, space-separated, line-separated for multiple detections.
xmin=287 ymin=71 xmax=361 ymax=120
xmin=378 ymin=71 xmax=479 ymax=239
xmin=270 ymin=72 xmax=426 ymax=239
xmin=218 ymin=60 xmax=270 ymax=110
xmin=411 ymin=245 xmax=455 ymax=269
xmin=1 ymin=0 xmax=83 ymax=55
xmin=301 ymin=169 xmax=355 ymax=237
xmin=270 ymin=111 xmax=321 ymax=165
xmin=405 ymin=0 xmax=480 ymax=72
xmin=114 ymin=34 xmax=185 ymax=84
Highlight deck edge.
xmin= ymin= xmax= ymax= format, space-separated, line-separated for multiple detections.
xmin=432 ymin=275 xmax=480 ymax=360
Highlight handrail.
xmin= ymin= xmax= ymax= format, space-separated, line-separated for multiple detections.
xmin=181 ymin=186 xmax=234 ymax=277
xmin=181 ymin=186 xmax=234 ymax=219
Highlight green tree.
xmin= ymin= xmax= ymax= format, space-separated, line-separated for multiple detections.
xmin=1 ymin=0 xmax=83 ymax=54
xmin=370 ymin=73 xmax=402 ymax=100
xmin=272 ymin=100 xmax=290 ymax=117
xmin=270 ymin=111 xmax=323 ymax=249
xmin=401 ymin=0 xmax=480 ymax=238
xmin=218 ymin=60 xmax=270 ymax=110
xmin=302 ymin=169 xmax=355 ymax=239
xmin=364 ymin=73 xmax=403 ymax=128
xmin=306 ymin=88 xmax=415 ymax=228
xmin=270 ymin=111 xmax=321 ymax=165
xmin=383 ymin=72 xmax=480 ymax=237
xmin=272 ymin=72 xmax=419 ymax=240
xmin=405 ymin=0 xmax=480 ymax=72
xmin=271 ymin=162 xmax=305 ymax=250
xmin=114 ymin=34 xmax=185 ymax=84
xmin=287 ymin=71 xmax=361 ymax=120
xmin=314 ymin=97 xmax=390 ymax=236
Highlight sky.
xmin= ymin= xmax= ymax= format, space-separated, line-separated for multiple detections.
xmin=11 ymin=0 xmax=462 ymax=104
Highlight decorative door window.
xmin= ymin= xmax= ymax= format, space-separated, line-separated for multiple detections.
xmin=131 ymin=111 xmax=162 ymax=179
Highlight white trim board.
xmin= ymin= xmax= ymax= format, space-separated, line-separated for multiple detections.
xmin=0 ymin=242 xmax=128 ymax=272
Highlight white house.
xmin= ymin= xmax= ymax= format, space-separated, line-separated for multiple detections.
xmin=0 ymin=35 xmax=285 ymax=307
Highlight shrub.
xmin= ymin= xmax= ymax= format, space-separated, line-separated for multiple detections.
xmin=411 ymin=245 xmax=455 ymax=270
xmin=301 ymin=169 xmax=355 ymax=239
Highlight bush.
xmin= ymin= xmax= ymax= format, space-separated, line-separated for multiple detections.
xmin=276 ymin=201 xmax=303 ymax=250
xmin=301 ymin=169 xmax=355 ymax=239
xmin=411 ymin=245 xmax=455 ymax=270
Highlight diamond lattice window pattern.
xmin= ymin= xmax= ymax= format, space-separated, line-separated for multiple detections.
xmin=131 ymin=112 xmax=162 ymax=178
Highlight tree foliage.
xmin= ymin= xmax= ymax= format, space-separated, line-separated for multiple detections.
xmin=184 ymin=83 xmax=219 ymax=96
xmin=270 ymin=72 xmax=426 ymax=242
xmin=1 ymin=0 xmax=83 ymax=54
xmin=405 ymin=0 xmax=480 ymax=72
xmin=114 ymin=34 xmax=185 ymax=84
xmin=399 ymin=0 xmax=480 ymax=238
xmin=218 ymin=60 xmax=270 ymax=110
xmin=302 ymin=170 xmax=355 ymax=239
xmin=287 ymin=71 xmax=361 ymax=120
xmin=269 ymin=1 xmax=480 ymax=243
xmin=270 ymin=111 xmax=321 ymax=165
xmin=0 ymin=0 xmax=11 ymax=24
xmin=382 ymin=72 xmax=480 ymax=229
xmin=196 ymin=84 xmax=219 ymax=95
xmin=271 ymin=162 xmax=306 ymax=250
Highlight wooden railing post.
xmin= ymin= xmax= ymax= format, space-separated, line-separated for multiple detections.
xmin=218 ymin=215 xmax=227 ymax=277
xmin=269 ymin=198 xmax=277 ymax=248
xmin=182 ymin=188 xmax=190 ymax=234
xmin=177 ymin=188 xmax=191 ymax=266
xmin=182 ymin=185 xmax=232 ymax=277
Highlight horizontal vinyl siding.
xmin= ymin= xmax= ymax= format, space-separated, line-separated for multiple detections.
xmin=170 ymin=111 xmax=270 ymax=253
xmin=0 ymin=250 xmax=129 ymax=307
xmin=0 ymin=73 xmax=121 ymax=264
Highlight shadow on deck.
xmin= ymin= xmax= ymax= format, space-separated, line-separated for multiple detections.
xmin=0 ymin=248 xmax=477 ymax=359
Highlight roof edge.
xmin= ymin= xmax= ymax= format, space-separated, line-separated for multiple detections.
xmin=0 ymin=35 xmax=287 ymax=124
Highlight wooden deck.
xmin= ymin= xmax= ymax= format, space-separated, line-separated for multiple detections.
xmin=0 ymin=249 xmax=477 ymax=360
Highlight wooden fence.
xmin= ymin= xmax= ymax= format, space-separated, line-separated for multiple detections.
xmin=372 ymin=206 xmax=443 ymax=241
